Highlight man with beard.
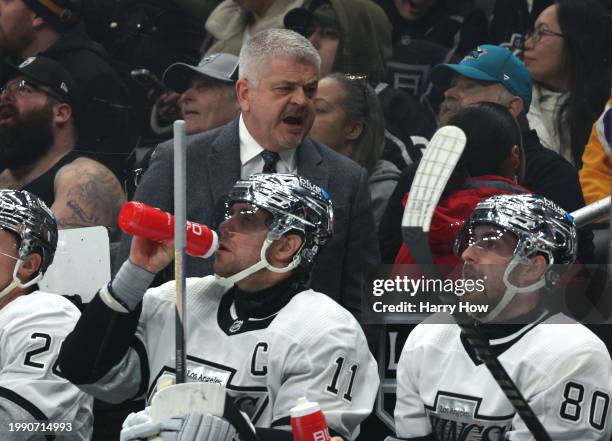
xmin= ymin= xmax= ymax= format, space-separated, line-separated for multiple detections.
xmin=117 ymin=29 xmax=379 ymax=343
xmin=0 ymin=56 xmax=125 ymax=234
xmin=0 ymin=0 xmax=134 ymax=184
xmin=389 ymin=194 xmax=612 ymax=441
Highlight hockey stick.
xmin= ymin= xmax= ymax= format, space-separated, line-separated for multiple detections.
xmin=171 ymin=122 xmax=262 ymax=441
xmin=571 ymin=195 xmax=610 ymax=228
xmin=401 ymin=126 xmax=553 ymax=441
xmin=173 ymin=120 xmax=187 ymax=384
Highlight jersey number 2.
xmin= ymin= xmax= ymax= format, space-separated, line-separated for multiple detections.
xmin=22 ymin=332 xmax=65 ymax=378
xmin=23 ymin=332 xmax=51 ymax=369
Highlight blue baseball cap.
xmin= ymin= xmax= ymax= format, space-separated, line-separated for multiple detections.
xmin=431 ymin=45 xmax=533 ymax=110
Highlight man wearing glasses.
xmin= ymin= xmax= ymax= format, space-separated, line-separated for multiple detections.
xmin=0 ymin=56 xmax=125 ymax=237
xmin=0 ymin=0 xmax=134 ymax=184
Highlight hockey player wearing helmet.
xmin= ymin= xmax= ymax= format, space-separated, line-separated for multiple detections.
xmin=59 ymin=174 xmax=378 ymax=441
xmin=390 ymin=193 xmax=612 ymax=441
xmin=213 ymin=174 xmax=334 ymax=285
xmin=453 ymin=193 xmax=577 ymax=323
xmin=0 ymin=189 xmax=93 ymax=440
xmin=0 ymin=189 xmax=57 ymax=304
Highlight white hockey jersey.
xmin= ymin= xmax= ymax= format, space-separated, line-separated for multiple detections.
xmin=85 ymin=276 xmax=379 ymax=440
xmin=391 ymin=312 xmax=612 ymax=441
xmin=0 ymin=291 xmax=93 ymax=441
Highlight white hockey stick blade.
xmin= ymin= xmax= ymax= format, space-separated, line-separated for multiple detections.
xmin=149 ymin=382 xmax=226 ymax=424
xmin=402 ymin=125 xmax=466 ymax=232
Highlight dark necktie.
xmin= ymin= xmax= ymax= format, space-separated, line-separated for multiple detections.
xmin=261 ymin=150 xmax=281 ymax=173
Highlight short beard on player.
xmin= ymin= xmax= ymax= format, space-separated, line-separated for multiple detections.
xmin=0 ymin=103 xmax=55 ymax=169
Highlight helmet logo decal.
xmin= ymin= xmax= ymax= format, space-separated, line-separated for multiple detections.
xmin=298 ymin=176 xmax=325 ymax=199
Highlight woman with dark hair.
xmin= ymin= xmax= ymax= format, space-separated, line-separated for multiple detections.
xmin=523 ymin=0 xmax=612 ymax=167
xmin=394 ymin=102 xmax=529 ymax=265
xmin=309 ymin=72 xmax=400 ymax=227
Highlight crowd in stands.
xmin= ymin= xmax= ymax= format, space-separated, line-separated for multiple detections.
xmin=0 ymin=0 xmax=611 ymax=440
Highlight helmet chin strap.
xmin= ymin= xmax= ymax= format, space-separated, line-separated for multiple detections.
xmin=218 ymin=234 xmax=302 ymax=286
xmin=0 ymin=259 xmax=44 ymax=300
xmin=473 ymin=257 xmax=546 ymax=323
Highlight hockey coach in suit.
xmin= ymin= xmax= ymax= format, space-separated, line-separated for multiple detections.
xmin=117 ymin=28 xmax=380 ymax=323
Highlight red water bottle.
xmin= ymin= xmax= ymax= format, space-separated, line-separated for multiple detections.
xmin=290 ymin=397 xmax=331 ymax=441
xmin=118 ymin=201 xmax=218 ymax=258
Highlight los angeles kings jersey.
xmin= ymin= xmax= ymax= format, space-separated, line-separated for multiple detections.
xmin=390 ymin=312 xmax=612 ymax=441
xmin=86 ymin=276 xmax=379 ymax=440
xmin=0 ymin=291 xmax=93 ymax=440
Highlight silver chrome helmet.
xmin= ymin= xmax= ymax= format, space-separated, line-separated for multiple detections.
xmin=0 ymin=190 xmax=58 ymax=273
xmin=454 ymin=194 xmax=576 ymax=322
xmin=454 ymin=194 xmax=577 ymax=287
xmin=225 ymin=173 xmax=333 ymax=268
xmin=0 ymin=190 xmax=57 ymax=299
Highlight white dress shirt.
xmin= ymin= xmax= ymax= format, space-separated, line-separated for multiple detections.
xmin=239 ymin=114 xmax=298 ymax=179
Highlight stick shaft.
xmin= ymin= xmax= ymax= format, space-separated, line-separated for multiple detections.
xmin=173 ymin=120 xmax=187 ymax=384
xmin=571 ymin=196 xmax=611 ymax=228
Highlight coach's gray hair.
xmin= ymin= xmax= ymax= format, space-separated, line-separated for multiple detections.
xmin=238 ymin=29 xmax=321 ymax=85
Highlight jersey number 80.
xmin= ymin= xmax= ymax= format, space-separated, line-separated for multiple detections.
xmin=559 ymin=381 xmax=610 ymax=431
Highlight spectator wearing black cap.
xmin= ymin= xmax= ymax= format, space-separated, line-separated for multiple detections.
xmin=150 ymin=53 xmax=240 ymax=136
xmin=0 ymin=0 xmax=136 ymax=186
xmin=0 ymin=56 xmax=125 ymax=236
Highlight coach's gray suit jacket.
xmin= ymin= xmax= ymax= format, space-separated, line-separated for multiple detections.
xmin=117 ymin=117 xmax=380 ymax=319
